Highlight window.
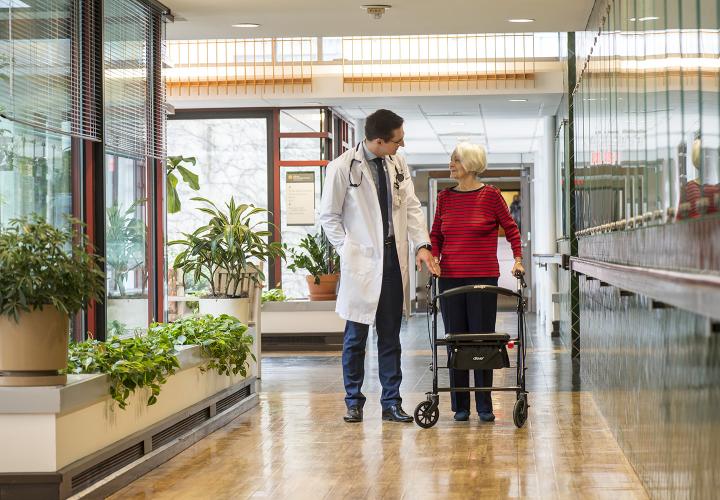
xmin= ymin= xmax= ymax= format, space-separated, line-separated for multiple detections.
xmin=166 ymin=116 xmax=269 ymax=310
xmin=0 ymin=118 xmax=73 ymax=227
xmin=104 ymin=153 xmax=149 ymax=334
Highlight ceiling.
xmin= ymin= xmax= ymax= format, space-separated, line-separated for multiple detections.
xmin=162 ymin=0 xmax=595 ymax=39
xmin=333 ymin=95 xmax=560 ymax=166
xmin=171 ymin=94 xmax=561 ymax=166
xmin=163 ymin=1 xmax=573 ymax=165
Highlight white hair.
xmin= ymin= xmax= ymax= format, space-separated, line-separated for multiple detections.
xmin=454 ymin=142 xmax=487 ymax=175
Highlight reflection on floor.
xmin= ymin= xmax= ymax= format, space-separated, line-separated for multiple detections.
xmin=111 ymin=314 xmax=648 ymax=499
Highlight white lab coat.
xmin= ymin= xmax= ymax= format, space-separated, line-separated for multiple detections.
xmin=319 ymin=143 xmax=430 ymax=325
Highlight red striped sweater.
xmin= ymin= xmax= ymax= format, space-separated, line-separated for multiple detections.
xmin=430 ymin=185 xmax=522 ymax=278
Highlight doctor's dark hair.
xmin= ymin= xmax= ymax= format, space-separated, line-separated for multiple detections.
xmin=365 ymin=109 xmax=404 ymax=141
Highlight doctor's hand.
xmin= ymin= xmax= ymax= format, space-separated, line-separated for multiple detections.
xmin=416 ymin=248 xmax=441 ymax=276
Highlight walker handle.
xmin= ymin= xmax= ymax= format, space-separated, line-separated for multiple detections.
xmin=516 ymin=273 xmax=527 ymax=289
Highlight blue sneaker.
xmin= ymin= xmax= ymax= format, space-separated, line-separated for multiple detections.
xmin=454 ymin=410 xmax=470 ymax=421
xmin=479 ymin=411 xmax=496 ymax=422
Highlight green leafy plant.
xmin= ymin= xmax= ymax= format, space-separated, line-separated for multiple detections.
xmin=149 ymin=314 xmax=255 ymax=377
xmin=166 ymin=155 xmax=199 ymax=214
xmin=261 ymin=288 xmax=286 ymax=303
xmin=67 ymin=314 xmax=255 ymax=409
xmin=107 ymin=320 xmax=128 ymax=337
xmin=286 ymin=231 xmax=340 ymax=285
xmin=106 ymin=199 xmax=146 ymax=297
xmin=67 ymin=331 xmax=180 ymax=409
xmin=170 ymin=197 xmax=285 ymax=297
xmin=0 ymin=214 xmax=104 ymax=321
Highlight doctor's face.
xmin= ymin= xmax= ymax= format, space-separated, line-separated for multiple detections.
xmin=376 ymin=127 xmax=405 ymax=156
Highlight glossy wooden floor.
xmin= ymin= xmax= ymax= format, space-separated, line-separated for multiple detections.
xmin=112 ymin=314 xmax=648 ymax=499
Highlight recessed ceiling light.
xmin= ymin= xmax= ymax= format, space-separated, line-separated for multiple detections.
xmin=508 ymin=98 xmax=528 ymax=102
xmin=232 ymin=23 xmax=260 ymax=28
xmin=629 ymin=16 xmax=659 ymax=22
xmin=450 ymin=122 xmax=466 ymax=127
xmin=508 ymin=18 xmax=535 ymax=23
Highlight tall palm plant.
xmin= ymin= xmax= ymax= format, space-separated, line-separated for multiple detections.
xmin=170 ymin=197 xmax=285 ymax=297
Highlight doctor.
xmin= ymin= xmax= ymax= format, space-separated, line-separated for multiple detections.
xmin=319 ymin=109 xmax=440 ymax=423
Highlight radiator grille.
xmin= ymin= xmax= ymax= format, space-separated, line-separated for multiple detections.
xmin=71 ymin=442 xmax=143 ymax=493
xmin=216 ymin=385 xmax=251 ymax=414
xmin=151 ymin=408 xmax=211 ymax=450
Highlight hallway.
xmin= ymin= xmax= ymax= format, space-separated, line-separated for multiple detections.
xmin=111 ymin=314 xmax=648 ymax=499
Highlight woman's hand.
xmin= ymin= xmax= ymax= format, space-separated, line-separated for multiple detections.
xmin=512 ymin=259 xmax=525 ymax=277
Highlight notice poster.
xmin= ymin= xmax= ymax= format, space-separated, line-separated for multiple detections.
xmin=286 ymin=171 xmax=315 ymax=226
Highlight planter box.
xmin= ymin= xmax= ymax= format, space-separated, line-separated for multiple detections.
xmin=261 ymin=300 xmax=345 ymax=350
xmin=0 ymin=339 xmax=258 ymax=499
xmin=199 ymin=297 xmax=251 ymax=324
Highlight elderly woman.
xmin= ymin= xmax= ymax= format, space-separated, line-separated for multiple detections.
xmin=430 ymin=142 xmax=524 ymax=422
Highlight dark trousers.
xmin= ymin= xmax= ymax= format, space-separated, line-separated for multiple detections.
xmin=342 ymin=242 xmax=403 ymax=410
xmin=439 ymin=276 xmax=498 ymax=414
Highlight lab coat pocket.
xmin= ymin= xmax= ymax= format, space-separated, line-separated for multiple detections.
xmin=340 ymin=241 xmax=374 ymax=276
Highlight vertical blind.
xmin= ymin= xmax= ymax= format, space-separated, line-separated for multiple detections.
xmin=0 ymin=0 xmax=101 ymax=140
xmin=103 ymin=0 xmax=164 ymax=159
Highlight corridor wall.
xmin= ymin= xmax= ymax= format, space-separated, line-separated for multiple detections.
xmin=569 ymin=1 xmax=720 ymax=497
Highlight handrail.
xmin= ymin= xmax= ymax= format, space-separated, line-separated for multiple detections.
xmin=571 ymin=257 xmax=720 ymax=321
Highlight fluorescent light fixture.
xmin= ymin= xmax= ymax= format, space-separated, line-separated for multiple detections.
xmin=508 ymin=98 xmax=528 ymax=102
xmin=232 ymin=23 xmax=260 ymax=28
xmin=508 ymin=18 xmax=535 ymax=23
xmin=621 ymin=56 xmax=720 ymax=71
xmin=629 ymin=16 xmax=659 ymax=22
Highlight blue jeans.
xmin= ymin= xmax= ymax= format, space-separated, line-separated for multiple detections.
xmin=342 ymin=243 xmax=404 ymax=410
xmin=439 ymin=276 xmax=498 ymax=414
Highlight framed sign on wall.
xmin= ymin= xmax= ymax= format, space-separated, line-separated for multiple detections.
xmin=285 ymin=171 xmax=315 ymax=226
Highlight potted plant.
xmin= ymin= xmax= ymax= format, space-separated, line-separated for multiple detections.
xmin=105 ymin=199 xmax=148 ymax=331
xmin=287 ymin=231 xmax=340 ymax=300
xmin=170 ymin=197 xmax=285 ymax=322
xmin=0 ymin=215 xmax=104 ymax=386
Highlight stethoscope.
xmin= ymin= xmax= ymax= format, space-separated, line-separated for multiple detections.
xmin=348 ymin=142 xmax=405 ymax=190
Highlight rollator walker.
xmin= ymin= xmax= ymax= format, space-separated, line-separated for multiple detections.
xmin=414 ymin=274 xmax=529 ymax=429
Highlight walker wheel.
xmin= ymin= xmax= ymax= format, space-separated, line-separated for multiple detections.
xmin=414 ymin=401 xmax=439 ymax=429
xmin=513 ymin=394 xmax=528 ymax=428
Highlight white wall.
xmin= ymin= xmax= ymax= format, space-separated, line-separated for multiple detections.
xmin=531 ymin=116 xmax=558 ymax=333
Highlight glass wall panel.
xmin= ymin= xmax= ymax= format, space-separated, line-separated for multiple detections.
xmin=166 ymin=117 xmax=269 ymax=306
xmin=0 ymin=117 xmax=72 ymax=227
xmin=105 ymin=153 xmax=148 ymax=334
xmin=574 ymin=0 xmax=720 ymax=235
xmin=280 ymin=108 xmax=326 ymax=133
xmin=279 ymin=166 xmax=323 ymax=299
xmin=280 ymin=138 xmax=326 ymax=161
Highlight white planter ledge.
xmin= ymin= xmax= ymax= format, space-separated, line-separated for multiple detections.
xmin=0 ymin=334 xmax=259 ymax=499
xmin=260 ymin=300 xmax=345 ymax=350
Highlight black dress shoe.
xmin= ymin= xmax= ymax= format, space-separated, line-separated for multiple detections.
xmin=344 ymin=406 xmax=363 ymax=423
xmin=382 ymin=404 xmax=413 ymax=423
